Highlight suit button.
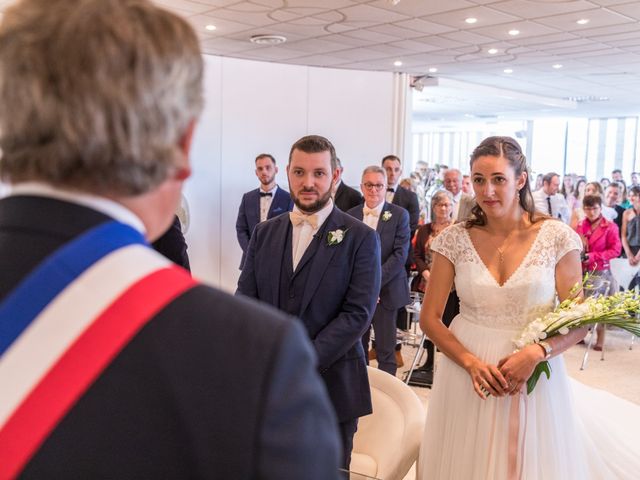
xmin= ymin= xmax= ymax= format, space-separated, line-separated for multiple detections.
xmin=289 ymin=291 xmax=295 ymax=298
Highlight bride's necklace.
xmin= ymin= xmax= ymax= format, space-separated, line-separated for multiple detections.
xmin=485 ymin=224 xmax=524 ymax=279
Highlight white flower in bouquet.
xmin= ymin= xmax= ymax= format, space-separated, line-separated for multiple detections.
xmin=514 ymin=280 xmax=640 ymax=394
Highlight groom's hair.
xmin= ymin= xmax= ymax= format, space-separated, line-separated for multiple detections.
xmin=288 ymin=135 xmax=337 ymax=172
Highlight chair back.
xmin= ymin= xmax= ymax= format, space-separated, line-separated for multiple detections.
xmin=351 ymin=367 xmax=426 ymax=480
xmin=610 ymin=258 xmax=640 ymax=291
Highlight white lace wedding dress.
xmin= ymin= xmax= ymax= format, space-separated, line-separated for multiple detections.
xmin=418 ymin=220 xmax=640 ymax=480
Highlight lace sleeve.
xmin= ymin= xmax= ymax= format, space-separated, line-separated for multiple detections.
xmin=552 ymin=221 xmax=583 ymax=263
xmin=430 ymin=224 xmax=463 ymax=265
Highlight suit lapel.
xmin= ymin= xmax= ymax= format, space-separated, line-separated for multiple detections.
xmin=268 ymin=188 xmax=287 ymax=218
xmin=269 ymin=215 xmax=291 ymax=306
xmin=376 ymin=202 xmax=390 ymax=236
xmin=299 ymin=208 xmax=342 ymax=314
xmin=352 ymin=205 xmax=364 ymax=222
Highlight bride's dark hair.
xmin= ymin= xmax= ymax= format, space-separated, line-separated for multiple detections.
xmin=465 ymin=136 xmax=541 ymax=228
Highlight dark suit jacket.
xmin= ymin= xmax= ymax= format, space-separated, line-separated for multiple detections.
xmin=347 ymin=202 xmax=411 ymax=309
xmin=152 ymin=215 xmax=191 ymax=271
xmin=236 ymin=187 xmax=292 ymax=267
xmin=391 ymin=186 xmax=420 ymax=268
xmin=390 ymin=186 xmax=420 ymax=235
xmin=334 ymin=181 xmax=363 ymax=212
xmin=0 ymin=195 xmax=340 ymax=480
xmin=237 ymin=207 xmax=381 ymax=422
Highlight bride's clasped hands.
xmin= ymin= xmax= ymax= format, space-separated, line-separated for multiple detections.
xmin=463 ymin=345 xmax=544 ymax=399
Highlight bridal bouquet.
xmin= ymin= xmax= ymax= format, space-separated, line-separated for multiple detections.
xmin=513 ymin=279 xmax=640 ymax=394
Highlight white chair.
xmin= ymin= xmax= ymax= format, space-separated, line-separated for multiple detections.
xmin=350 ymin=367 xmax=426 ymax=480
xmin=609 ymin=258 xmax=640 ymax=291
xmin=580 ymin=278 xmax=610 ymax=370
xmin=608 ymin=259 xmax=639 ymax=350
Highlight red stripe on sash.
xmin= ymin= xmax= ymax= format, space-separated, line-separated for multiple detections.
xmin=0 ymin=266 xmax=196 ymax=479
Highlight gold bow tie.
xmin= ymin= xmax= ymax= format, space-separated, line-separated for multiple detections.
xmin=289 ymin=211 xmax=319 ymax=229
xmin=363 ymin=208 xmax=379 ymax=217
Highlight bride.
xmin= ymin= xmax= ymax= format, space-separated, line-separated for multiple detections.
xmin=417 ymin=136 xmax=640 ymax=479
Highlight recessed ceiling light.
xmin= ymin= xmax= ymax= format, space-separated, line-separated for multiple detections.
xmin=503 ymin=68 xmax=513 ymax=74
xmin=552 ymin=64 xmax=563 ymax=69
xmin=249 ymin=34 xmax=287 ymax=45
xmin=465 ymin=17 xmax=478 ymax=24
xmin=577 ymin=19 xmax=590 ymax=25
xmin=428 ymin=67 xmax=438 ymax=73
xmin=488 ymin=48 xmax=498 ymax=55
xmin=205 ymin=24 xmax=217 ymax=31
xmin=508 ymin=29 xmax=520 ymax=36
xmin=394 ymin=60 xmax=403 ymax=67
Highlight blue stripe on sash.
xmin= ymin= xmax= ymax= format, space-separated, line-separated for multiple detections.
xmin=0 ymin=221 xmax=147 ymax=356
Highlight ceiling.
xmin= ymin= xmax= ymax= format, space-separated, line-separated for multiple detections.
xmin=4 ymin=0 xmax=640 ymax=121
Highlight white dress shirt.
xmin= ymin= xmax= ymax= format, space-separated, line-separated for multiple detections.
xmin=362 ymin=201 xmax=384 ymax=231
xmin=259 ymin=185 xmax=278 ymax=223
xmin=532 ymin=189 xmax=570 ymax=223
xmin=290 ymin=199 xmax=333 ymax=270
xmin=385 ymin=186 xmax=396 ymax=203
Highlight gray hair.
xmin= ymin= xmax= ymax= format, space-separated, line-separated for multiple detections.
xmin=361 ymin=165 xmax=387 ymax=183
xmin=430 ymin=189 xmax=453 ymax=222
xmin=0 ymin=0 xmax=204 ymax=195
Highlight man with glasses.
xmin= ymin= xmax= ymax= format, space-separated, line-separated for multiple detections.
xmin=347 ymin=166 xmax=410 ymax=376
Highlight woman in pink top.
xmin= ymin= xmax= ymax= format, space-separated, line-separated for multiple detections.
xmin=575 ymin=194 xmax=622 ymax=350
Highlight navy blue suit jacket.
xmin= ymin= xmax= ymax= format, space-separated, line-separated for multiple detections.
xmin=236 ymin=187 xmax=292 ymax=267
xmin=237 ymin=206 xmax=381 ymax=422
xmin=347 ymin=202 xmax=411 ymax=310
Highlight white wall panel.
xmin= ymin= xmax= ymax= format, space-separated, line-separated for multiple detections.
xmin=184 ymin=55 xmax=222 ymax=287
xmin=307 ymin=67 xmax=394 ymax=186
xmin=186 ymin=55 xmax=395 ymax=293
xmin=219 ymin=57 xmax=309 ymax=291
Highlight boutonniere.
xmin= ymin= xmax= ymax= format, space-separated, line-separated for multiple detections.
xmin=327 ymin=228 xmax=348 ymax=246
xmin=382 ymin=211 xmax=392 ymax=222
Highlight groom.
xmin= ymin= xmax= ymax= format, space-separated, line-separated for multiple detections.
xmin=237 ymin=135 xmax=381 ymax=469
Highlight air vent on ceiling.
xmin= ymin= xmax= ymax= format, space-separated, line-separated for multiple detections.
xmin=250 ymin=34 xmax=287 ymax=46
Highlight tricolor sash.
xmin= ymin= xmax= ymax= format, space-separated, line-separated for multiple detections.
xmin=0 ymin=221 xmax=197 ymax=479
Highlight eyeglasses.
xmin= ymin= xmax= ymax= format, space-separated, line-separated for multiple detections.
xmin=363 ymin=183 xmax=385 ymax=191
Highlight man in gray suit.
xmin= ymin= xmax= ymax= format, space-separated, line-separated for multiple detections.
xmin=443 ymin=168 xmax=475 ymax=222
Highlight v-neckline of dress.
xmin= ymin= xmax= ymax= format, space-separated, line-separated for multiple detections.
xmin=464 ymin=221 xmax=548 ymax=288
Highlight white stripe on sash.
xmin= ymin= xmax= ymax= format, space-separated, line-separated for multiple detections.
xmin=0 ymin=245 xmax=170 ymax=429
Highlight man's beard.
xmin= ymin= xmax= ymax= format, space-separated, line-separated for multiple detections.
xmin=260 ymin=174 xmax=276 ymax=186
xmin=292 ymin=186 xmax=333 ymax=214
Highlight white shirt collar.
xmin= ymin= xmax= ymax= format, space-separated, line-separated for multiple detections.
xmin=8 ymin=182 xmax=146 ymax=233
xmin=260 ymin=184 xmax=278 ymax=195
xmin=364 ymin=201 xmax=385 ymax=215
xmin=291 ymin=198 xmax=334 ymax=230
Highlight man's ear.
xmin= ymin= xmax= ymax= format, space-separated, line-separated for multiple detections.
xmin=178 ymin=119 xmax=197 ymax=157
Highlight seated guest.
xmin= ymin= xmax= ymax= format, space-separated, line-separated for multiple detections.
xmin=0 ymin=1 xmax=341 ymax=478
xmin=410 ymin=190 xmax=457 ymax=384
xmin=575 ymin=195 xmax=621 ymax=350
xmin=622 ymin=186 xmax=640 ymax=266
xmin=532 ymin=172 xmax=570 ymax=222
xmin=347 ymin=166 xmax=410 ymax=377
xmin=570 ymin=181 xmax=616 ymax=229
